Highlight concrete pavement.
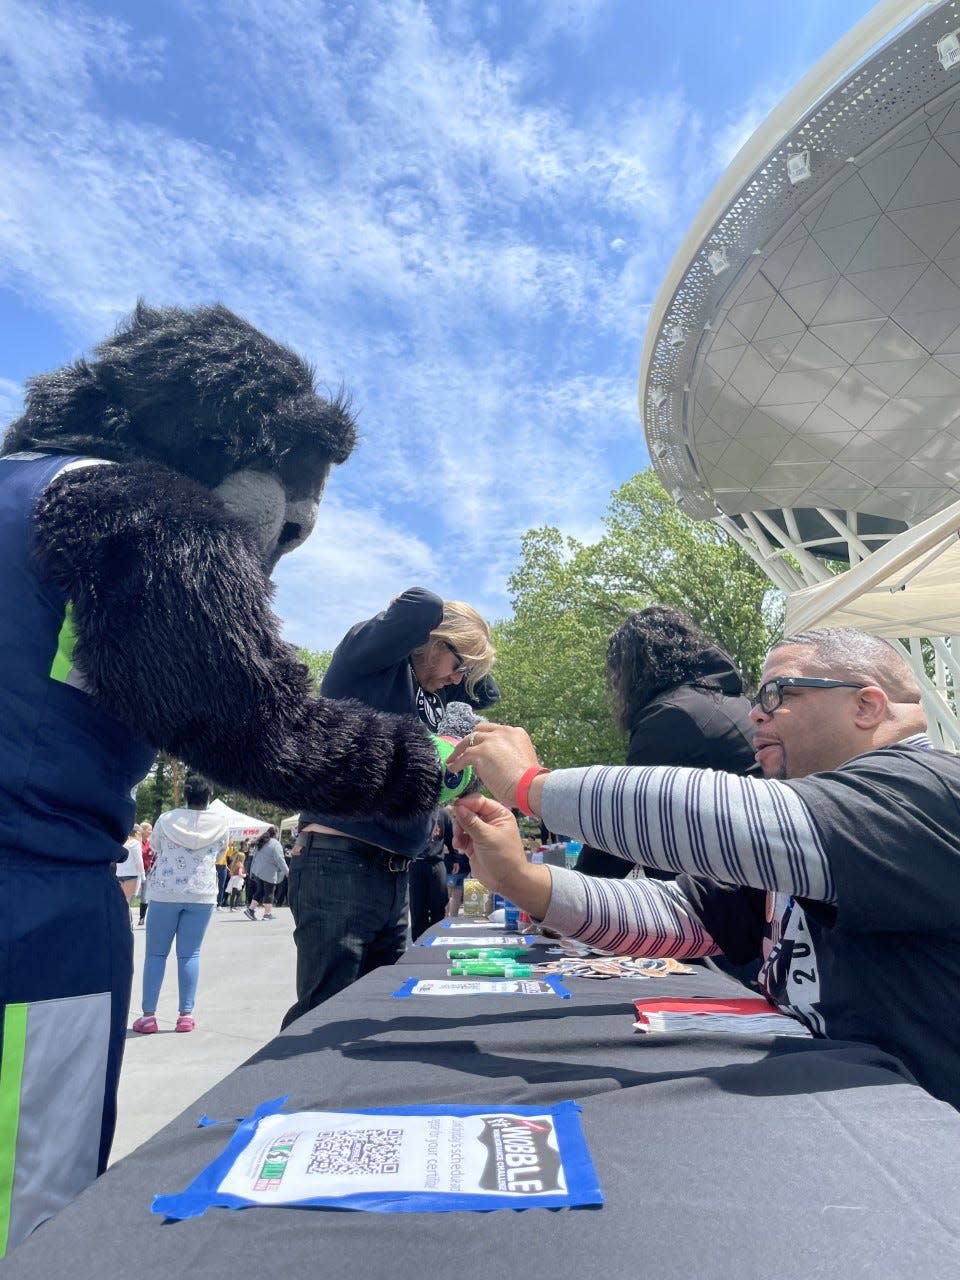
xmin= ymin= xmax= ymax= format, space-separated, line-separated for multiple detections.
xmin=112 ymin=904 xmax=298 ymax=1162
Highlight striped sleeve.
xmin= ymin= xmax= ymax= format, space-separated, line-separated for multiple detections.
xmin=542 ymin=869 xmax=722 ymax=958
xmin=540 ymin=765 xmax=835 ymax=903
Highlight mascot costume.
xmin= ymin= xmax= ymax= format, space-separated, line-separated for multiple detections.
xmin=0 ymin=301 xmax=451 ymax=1254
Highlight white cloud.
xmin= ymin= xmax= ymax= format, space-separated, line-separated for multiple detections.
xmin=0 ymin=0 xmax=684 ymax=351
xmin=0 ymin=378 xmax=24 ymax=427
xmin=0 ymin=0 xmax=749 ymax=644
xmin=708 ymin=85 xmax=787 ymax=173
xmin=274 ymin=497 xmax=439 ymax=650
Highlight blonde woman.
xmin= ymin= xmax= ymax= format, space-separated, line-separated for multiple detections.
xmin=226 ymin=850 xmax=246 ymax=910
xmin=282 ymin=587 xmax=497 ymax=1027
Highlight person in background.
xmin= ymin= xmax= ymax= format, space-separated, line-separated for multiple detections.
xmin=226 ymin=851 xmax=246 ymax=910
xmin=409 ymin=808 xmax=455 ymax=939
xmin=282 ymin=587 xmax=498 ymax=1027
xmin=215 ymin=841 xmax=232 ymax=910
xmin=244 ymin=827 xmax=288 ymax=921
xmin=115 ymin=825 xmax=143 ymax=905
xmin=577 ymin=606 xmax=759 ymax=881
xmin=444 ymin=805 xmax=469 ymax=916
xmin=275 ymin=840 xmax=292 ymax=908
xmin=132 ymin=775 xmax=230 ymax=1034
xmin=137 ymin=822 xmax=154 ymax=926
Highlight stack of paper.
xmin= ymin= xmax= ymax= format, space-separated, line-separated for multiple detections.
xmin=633 ymin=996 xmax=812 ymax=1037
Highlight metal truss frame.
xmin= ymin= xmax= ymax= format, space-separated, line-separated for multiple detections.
xmin=717 ymin=506 xmax=960 ymax=749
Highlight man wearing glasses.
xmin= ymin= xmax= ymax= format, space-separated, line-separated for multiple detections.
xmin=281 ymin=587 xmax=497 ymax=1026
xmin=448 ymin=628 xmax=960 ymax=1110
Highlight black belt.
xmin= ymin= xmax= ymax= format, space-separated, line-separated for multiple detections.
xmin=301 ymin=832 xmax=411 ymax=873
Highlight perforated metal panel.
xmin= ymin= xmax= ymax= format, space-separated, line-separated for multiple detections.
xmin=642 ymin=1 xmax=960 ymax=541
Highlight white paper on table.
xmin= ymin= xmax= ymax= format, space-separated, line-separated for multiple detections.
xmin=216 ymin=1110 xmax=567 ymax=1203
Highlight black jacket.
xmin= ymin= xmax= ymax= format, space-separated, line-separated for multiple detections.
xmin=576 ymin=646 xmax=758 ymax=879
xmin=302 ymin=587 xmax=498 ymax=855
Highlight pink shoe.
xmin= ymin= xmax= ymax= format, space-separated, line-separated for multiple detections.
xmin=175 ymin=1015 xmax=195 ymax=1033
xmin=132 ymin=1015 xmax=158 ymax=1035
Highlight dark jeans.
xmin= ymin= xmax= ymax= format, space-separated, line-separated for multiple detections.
xmin=281 ymin=842 xmax=408 ymax=1029
xmin=216 ymin=862 xmax=229 ymax=907
xmin=409 ymin=856 xmax=447 ymax=941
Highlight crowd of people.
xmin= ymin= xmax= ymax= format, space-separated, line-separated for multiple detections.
xmin=3 ymin=297 xmax=958 ymax=1266
xmin=122 ymin=600 xmax=960 ymax=1128
xmin=18 ymin=540 xmax=960 ymax=1255
xmin=121 ymin=599 xmax=960 ymax=1127
xmin=24 ymin=555 xmax=960 ymax=1241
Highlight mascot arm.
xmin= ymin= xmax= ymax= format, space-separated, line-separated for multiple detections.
xmin=33 ymin=463 xmax=440 ymax=821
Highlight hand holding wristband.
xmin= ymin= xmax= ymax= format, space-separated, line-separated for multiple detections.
xmin=515 ymin=765 xmax=550 ymax=816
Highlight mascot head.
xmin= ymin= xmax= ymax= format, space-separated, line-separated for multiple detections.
xmin=2 ymin=300 xmax=358 ymax=570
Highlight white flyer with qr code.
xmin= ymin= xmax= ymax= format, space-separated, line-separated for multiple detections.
xmin=217 ymin=1109 xmax=567 ymax=1202
xmin=152 ymin=1099 xmax=603 ymax=1217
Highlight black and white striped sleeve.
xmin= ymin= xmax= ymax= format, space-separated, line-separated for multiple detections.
xmin=542 ymin=869 xmax=722 ymax=957
xmin=541 ymin=765 xmax=835 ymax=903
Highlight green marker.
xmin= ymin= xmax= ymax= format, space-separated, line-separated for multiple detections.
xmin=448 ymin=948 xmax=531 ymax=960
xmin=447 ymin=963 xmax=535 ymax=977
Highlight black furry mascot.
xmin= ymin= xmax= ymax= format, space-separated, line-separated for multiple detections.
xmin=0 ymin=302 xmax=440 ymax=1254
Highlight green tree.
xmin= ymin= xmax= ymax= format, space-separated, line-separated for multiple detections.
xmin=296 ymin=647 xmax=332 ymax=694
xmin=136 ymin=752 xmax=174 ymax=823
xmin=489 ymin=529 xmax=623 ymax=767
xmin=487 ymin=469 xmax=781 ymax=769
xmin=594 ymin=470 xmax=780 ymax=688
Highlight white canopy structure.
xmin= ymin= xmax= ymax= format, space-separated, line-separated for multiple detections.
xmin=208 ymin=798 xmax=270 ymax=841
xmin=279 ymin=814 xmax=299 ymax=833
xmin=639 ymin=0 xmax=960 ymax=747
xmin=785 ymin=495 xmax=960 ymax=636
xmin=784 ymin=496 xmax=960 ymax=741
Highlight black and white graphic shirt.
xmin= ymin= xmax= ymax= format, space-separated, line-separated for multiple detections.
xmin=538 ymin=735 xmax=960 ymax=1108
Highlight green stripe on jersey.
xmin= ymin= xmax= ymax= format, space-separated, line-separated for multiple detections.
xmin=49 ymin=602 xmax=77 ymax=683
xmin=0 ymin=1004 xmax=28 ymax=1257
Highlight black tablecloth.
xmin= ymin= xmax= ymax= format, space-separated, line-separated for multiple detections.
xmin=6 ymin=928 xmax=960 ymax=1278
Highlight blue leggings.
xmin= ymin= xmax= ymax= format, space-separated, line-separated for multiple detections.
xmin=142 ymin=901 xmax=214 ymax=1015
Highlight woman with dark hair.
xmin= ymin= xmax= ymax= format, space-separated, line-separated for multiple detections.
xmin=245 ymin=825 xmax=288 ymax=921
xmin=576 ymin=606 xmax=759 ymax=881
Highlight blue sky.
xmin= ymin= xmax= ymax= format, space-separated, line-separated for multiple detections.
xmin=1 ymin=0 xmax=879 ymax=651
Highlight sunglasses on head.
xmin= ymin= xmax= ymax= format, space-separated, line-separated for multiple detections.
xmin=751 ymin=676 xmax=867 ymax=713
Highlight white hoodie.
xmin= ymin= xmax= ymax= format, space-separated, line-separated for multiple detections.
xmin=146 ymin=806 xmax=231 ymax=904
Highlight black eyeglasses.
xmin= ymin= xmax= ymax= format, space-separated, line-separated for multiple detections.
xmin=751 ymin=676 xmax=867 ymax=714
xmin=444 ymin=642 xmax=469 ymax=676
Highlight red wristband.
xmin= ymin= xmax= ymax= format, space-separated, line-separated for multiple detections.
xmin=515 ymin=766 xmax=550 ymax=816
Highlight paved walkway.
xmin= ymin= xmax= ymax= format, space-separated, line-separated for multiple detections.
xmin=112 ymin=905 xmax=297 ymax=1162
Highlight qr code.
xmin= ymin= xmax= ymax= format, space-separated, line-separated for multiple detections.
xmin=306 ymin=1126 xmax=403 ymax=1177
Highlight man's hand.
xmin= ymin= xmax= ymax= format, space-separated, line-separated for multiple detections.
xmin=447 ymin=722 xmax=541 ymax=810
xmin=453 ymin=793 xmax=552 ymax=919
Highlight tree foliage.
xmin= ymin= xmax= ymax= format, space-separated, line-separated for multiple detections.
xmin=296 ymin=646 xmax=332 ymax=694
xmin=487 ymin=469 xmax=781 ymax=769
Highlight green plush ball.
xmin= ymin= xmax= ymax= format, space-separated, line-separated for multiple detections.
xmin=432 ymin=734 xmax=474 ymax=804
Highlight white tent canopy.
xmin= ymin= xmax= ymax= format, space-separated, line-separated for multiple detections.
xmin=279 ymin=814 xmax=299 ymax=833
xmin=208 ymin=798 xmax=271 ymax=841
xmin=784 ymin=497 xmax=960 ymax=639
